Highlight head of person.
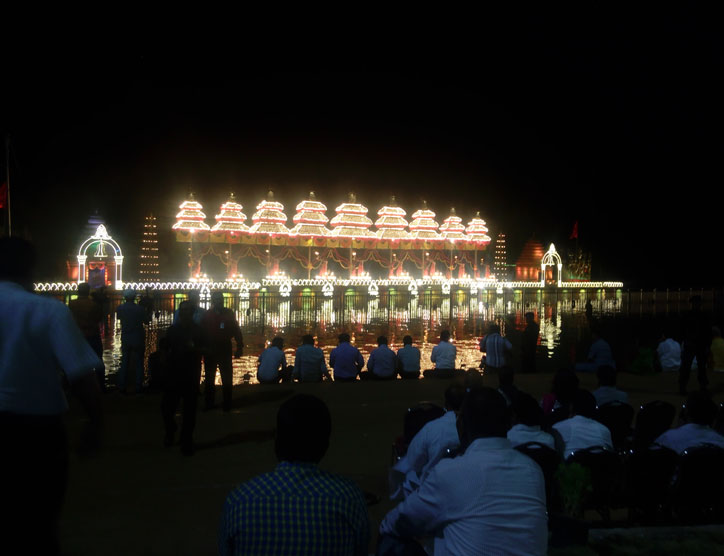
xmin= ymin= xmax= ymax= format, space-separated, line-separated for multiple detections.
xmin=512 ymin=392 xmax=544 ymax=427
xmin=444 ymin=384 xmax=466 ymax=412
xmin=271 ymin=337 xmax=284 ymax=350
xmin=177 ymin=301 xmax=195 ymax=326
xmin=275 ymin=394 xmax=331 ymax=464
xmin=188 ymin=289 xmax=200 ymax=307
xmin=458 ymin=387 xmax=509 ymax=448
xmin=302 ymin=334 xmax=315 ymax=346
xmin=525 ymin=312 xmax=535 ymax=324
xmin=0 ymin=237 xmax=36 ymax=288
xmin=403 ymin=335 xmax=413 ymax=346
xmin=596 ymin=365 xmax=617 ymax=387
xmin=683 ymin=391 xmax=718 ymax=426
xmin=211 ymin=291 xmax=224 ymax=308
xmin=552 ymin=368 xmax=579 ymax=405
xmin=338 ymin=333 xmax=350 ymax=344
xmin=440 ymin=330 xmax=451 ymax=342
xmin=571 ymin=389 xmax=597 ymax=419
xmin=123 ymin=288 xmax=137 ymax=302
xmin=487 ymin=323 xmax=501 ymax=335
xmin=498 ymin=366 xmax=515 ymax=388
xmin=377 ymin=335 xmax=388 ymax=346
xmin=77 ymin=282 xmax=91 ymax=298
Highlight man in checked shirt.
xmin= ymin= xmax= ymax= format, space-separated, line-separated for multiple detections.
xmin=218 ymin=394 xmax=369 ymax=555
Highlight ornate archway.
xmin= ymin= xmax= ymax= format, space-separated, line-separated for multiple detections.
xmin=77 ymin=224 xmax=124 ymax=289
xmin=541 ymin=243 xmax=563 ymax=287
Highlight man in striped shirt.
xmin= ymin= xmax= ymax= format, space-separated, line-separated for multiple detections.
xmin=218 ymin=394 xmax=369 ymax=555
xmin=479 ymin=323 xmax=512 ymax=373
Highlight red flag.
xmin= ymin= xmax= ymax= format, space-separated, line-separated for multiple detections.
xmin=569 ymin=220 xmax=578 ymax=240
xmin=0 ymin=182 xmax=7 ymax=209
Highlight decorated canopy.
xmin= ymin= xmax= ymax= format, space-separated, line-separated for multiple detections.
xmin=211 ymin=193 xmax=249 ymax=232
xmin=248 ymin=191 xmax=289 ymax=236
xmin=375 ymin=196 xmax=410 ymax=240
xmin=173 ymin=194 xmax=210 ymax=231
xmin=465 ymin=211 xmax=491 ymax=244
xmin=408 ymin=201 xmax=441 ymax=241
xmin=289 ymin=191 xmax=330 ymax=237
xmin=439 ymin=208 xmax=467 ymax=241
xmin=329 ymin=193 xmax=375 ymax=238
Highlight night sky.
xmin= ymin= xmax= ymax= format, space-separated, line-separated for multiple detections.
xmin=3 ymin=12 xmax=722 ymax=288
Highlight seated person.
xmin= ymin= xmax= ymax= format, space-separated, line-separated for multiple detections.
xmin=430 ymin=330 xmax=456 ymax=370
xmin=292 ymin=335 xmax=331 ymax=382
xmin=541 ymin=368 xmax=579 ymax=428
xmin=390 ymin=385 xmax=465 ymax=500
xmin=575 ymin=327 xmax=616 ymax=373
xmin=257 ymin=337 xmax=292 ymax=384
xmin=218 ymin=394 xmax=369 ymax=555
xmin=655 ymin=391 xmax=724 ymax=453
xmin=479 ymin=323 xmax=512 ymax=372
xmin=508 ymin=392 xmax=555 ymax=450
xmin=329 ymin=333 xmax=364 ymax=382
xmin=396 ymin=335 xmax=421 ymax=379
xmin=552 ymin=389 xmax=613 ymax=458
xmin=656 ymin=326 xmax=681 ymax=373
xmin=593 ymin=365 xmax=628 ymax=406
xmin=361 ymin=336 xmax=396 ymax=380
xmin=379 ymin=387 xmax=548 ymax=556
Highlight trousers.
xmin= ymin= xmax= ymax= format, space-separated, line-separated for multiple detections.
xmin=119 ymin=343 xmax=145 ymax=392
xmin=679 ymin=342 xmax=710 ymax=393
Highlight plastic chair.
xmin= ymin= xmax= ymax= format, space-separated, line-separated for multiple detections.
xmin=671 ymin=443 xmax=724 ymax=524
xmin=391 ymin=402 xmax=445 ymax=464
xmin=567 ymin=446 xmax=624 ymax=520
xmin=515 ymin=441 xmax=561 ymax=510
xmin=595 ymin=401 xmax=635 ymax=451
xmin=626 ymin=443 xmax=678 ymax=524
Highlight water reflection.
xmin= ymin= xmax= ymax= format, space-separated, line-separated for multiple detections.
xmin=100 ymin=290 xmax=623 ymax=388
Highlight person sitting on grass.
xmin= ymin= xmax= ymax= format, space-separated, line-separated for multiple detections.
xmin=361 ymin=336 xmax=397 ymax=380
xmin=329 ymin=333 xmax=364 ymax=382
xmin=396 ymin=335 xmax=421 ymax=379
xmin=293 ymin=335 xmax=330 ymax=382
xmin=257 ymin=337 xmax=292 ymax=384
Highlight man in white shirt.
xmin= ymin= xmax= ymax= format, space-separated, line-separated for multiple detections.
xmin=508 ymin=392 xmax=555 ymax=450
xmin=380 ymin=387 xmax=548 ymax=556
xmin=593 ymin=365 xmax=629 ymax=406
xmin=655 ymin=391 xmax=724 ymax=453
xmin=552 ymin=389 xmax=612 ymax=459
xmin=430 ymin=330 xmax=456 ymax=370
xmin=389 ymin=385 xmax=465 ymax=500
xmin=656 ymin=328 xmax=682 ymax=373
xmin=0 ymin=237 xmax=103 ymax=555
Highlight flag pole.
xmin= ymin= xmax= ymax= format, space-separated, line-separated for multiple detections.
xmin=5 ymin=134 xmax=11 ymax=237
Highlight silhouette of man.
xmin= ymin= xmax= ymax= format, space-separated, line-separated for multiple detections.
xmin=116 ymin=288 xmax=151 ymax=393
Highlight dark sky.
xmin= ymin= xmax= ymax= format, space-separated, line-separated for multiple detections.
xmin=3 ymin=12 xmax=722 ymax=287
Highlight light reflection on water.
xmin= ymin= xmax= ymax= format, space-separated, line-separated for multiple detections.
xmin=99 ymin=289 xmax=623 ymax=387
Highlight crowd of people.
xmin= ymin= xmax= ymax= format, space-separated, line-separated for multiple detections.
xmin=4 ymin=235 xmax=724 ymax=555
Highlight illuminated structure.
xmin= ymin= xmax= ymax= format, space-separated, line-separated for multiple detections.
xmin=493 ymin=232 xmax=509 ymax=281
xmin=139 ymin=214 xmax=159 ymax=281
xmin=330 ymin=193 xmax=375 ymax=238
xmin=77 ymin=224 xmax=124 ymax=289
xmin=516 ymin=238 xmax=546 ymax=282
xmin=211 ymin=193 xmax=249 ymax=234
xmin=541 ymin=243 xmax=563 ymax=287
xmin=172 ymin=194 xmax=210 ymax=232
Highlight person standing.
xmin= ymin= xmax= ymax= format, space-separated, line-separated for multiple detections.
xmin=329 ymin=333 xmax=364 ymax=382
xmin=69 ymin=282 xmax=105 ymax=390
xmin=202 ymin=292 xmax=243 ymax=412
xmin=363 ymin=336 xmax=397 ymax=380
xmin=0 ymin=237 xmax=103 ymax=555
xmin=521 ymin=312 xmax=540 ymax=373
xmin=162 ymin=301 xmax=205 ymax=455
xmin=293 ymin=335 xmax=330 ymax=382
xmin=116 ymin=288 xmax=151 ymax=394
xmin=396 ymin=335 xmax=421 ymax=379
xmin=679 ymin=296 xmax=711 ymax=395
xmin=479 ymin=323 xmax=511 ymax=373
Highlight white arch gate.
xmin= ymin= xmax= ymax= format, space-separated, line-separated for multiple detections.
xmin=77 ymin=224 xmax=124 ymax=289
xmin=541 ymin=243 xmax=563 ymax=288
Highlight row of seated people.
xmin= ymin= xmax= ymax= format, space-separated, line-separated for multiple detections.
xmin=391 ymin=374 xmax=724 ymax=537
xmin=257 ymin=331 xmax=465 ymax=383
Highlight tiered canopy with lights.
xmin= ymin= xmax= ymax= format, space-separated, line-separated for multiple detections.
xmin=248 ymin=191 xmax=289 ymax=236
xmin=408 ymin=201 xmax=441 ymax=241
xmin=330 ymin=193 xmax=375 ymax=238
xmin=289 ymin=192 xmax=330 ymax=237
xmin=465 ymin=212 xmax=491 ymax=244
xmin=211 ymin=193 xmax=249 ymax=234
xmin=173 ymin=195 xmax=210 ymax=232
xmin=375 ymin=196 xmax=410 ymax=240
xmin=439 ymin=208 xmax=467 ymax=241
